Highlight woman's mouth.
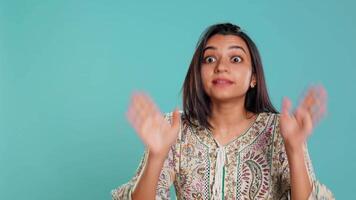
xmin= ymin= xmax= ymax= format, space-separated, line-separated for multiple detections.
xmin=212 ymin=78 xmax=234 ymax=86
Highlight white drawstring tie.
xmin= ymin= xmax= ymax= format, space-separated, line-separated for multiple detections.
xmin=212 ymin=145 xmax=226 ymax=200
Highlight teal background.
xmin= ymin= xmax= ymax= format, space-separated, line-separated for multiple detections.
xmin=1 ymin=0 xmax=355 ymax=199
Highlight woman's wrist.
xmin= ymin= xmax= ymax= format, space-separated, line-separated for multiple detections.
xmin=284 ymin=139 xmax=306 ymax=154
xmin=147 ymin=149 xmax=169 ymax=164
xmin=286 ymin=143 xmax=303 ymax=152
xmin=285 ymin=145 xmax=304 ymax=162
xmin=285 ymin=142 xmax=306 ymax=167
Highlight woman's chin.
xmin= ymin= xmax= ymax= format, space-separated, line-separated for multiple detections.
xmin=210 ymin=94 xmax=241 ymax=103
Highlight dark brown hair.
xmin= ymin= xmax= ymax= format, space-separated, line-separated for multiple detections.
xmin=181 ymin=22 xmax=278 ymax=129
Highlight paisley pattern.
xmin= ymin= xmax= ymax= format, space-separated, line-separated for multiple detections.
xmin=111 ymin=112 xmax=334 ymax=200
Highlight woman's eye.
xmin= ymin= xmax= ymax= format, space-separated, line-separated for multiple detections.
xmin=204 ymin=56 xmax=216 ymax=63
xmin=231 ymin=56 xmax=242 ymax=63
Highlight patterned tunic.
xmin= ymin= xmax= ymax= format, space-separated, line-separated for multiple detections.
xmin=111 ymin=112 xmax=334 ymax=200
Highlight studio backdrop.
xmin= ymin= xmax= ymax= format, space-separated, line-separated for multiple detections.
xmin=1 ymin=0 xmax=355 ymax=199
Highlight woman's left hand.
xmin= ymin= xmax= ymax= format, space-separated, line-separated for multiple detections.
xmin=280 ymin=85 xmax=328 ymax=151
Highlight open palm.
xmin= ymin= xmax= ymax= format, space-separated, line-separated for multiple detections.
xmin=280 ymin=85 xmax=327 ymax=149
xmin=126 ymin=92 xmax=181 ymax=157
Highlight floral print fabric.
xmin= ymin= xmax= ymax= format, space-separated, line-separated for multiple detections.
xmin=111 ymin=112 xmax=334 ymax=200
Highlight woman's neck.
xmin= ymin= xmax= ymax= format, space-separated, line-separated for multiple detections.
xmin=208 ymin=98 xmax=256 ymax=139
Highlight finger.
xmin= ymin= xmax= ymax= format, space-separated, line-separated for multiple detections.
xmin=126 ymin=95 xmax=140 ymax=125
xmin=145 ymin=94 xmax=161 ymax=114
xmin=299 ymin=86 xmax=315 ymax=109
xmin=303 ymin=85 xmax=326 ymax=106
xmin=294 ymin=107 xmax=304 ymax=128
xmin=140 ymin=94 xmax=164 ymax=133
xmin=130 ymin=93 xmax=145 ymax=127
xmin=313 ymin=105 xmax=326 ymax=125
xmin=171 ymin=108 xmax=181 ymax=131
xmin=298 ymin=107 xmax=313 ymax=135
xmin=281 ymin=97 xmax=292 ymax=119
xmin=135 ymin=93 xmax=149 ymax=116
xmin=127 ymin=102 xmax=145 ymax=136
xmin=138 ymin=93 xmax=160 ymax=119
xmin=134 ymin=93 xmax=158 ymax=128
xmin=127 ymin=93 xmax=152 ymax=135
xmin=138 ymin=94 xmax=162 ymax=136
xmin=310 ymin=85 xmax=328 ymax=123
xmin=126 ymin=101 xmax=135 ymax=123
xmin=312 ymin=87 xmax=325 ymax=123
xmin=298 ymin=86 xmax=318 ymax=122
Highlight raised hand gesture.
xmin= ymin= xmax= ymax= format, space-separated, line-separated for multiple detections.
xmin=280 ymin=85 xmax=327 ymax=151
xmin=126 ymin=92 xmax=181 ymax=158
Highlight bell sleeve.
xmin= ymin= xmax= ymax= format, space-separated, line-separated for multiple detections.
xmin=111 ymin=112 xmax=179 ymax=200
xmin=274 ymin=115 xmax=335 ymax=200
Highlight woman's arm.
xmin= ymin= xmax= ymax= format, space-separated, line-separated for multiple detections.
xmin=285 ymin=144 xmax=312 ymax=199
xmin=112 ymin=93 xmax=181 ymax=200
xmin=275 ymin=114 xmax=334 ymax=200
xmin=111 ymin=144 xmax=177 ymax=200
xmin=279 ymin=85 xmax=334 ymax=199
xmin=131 ymin=151 xmax=169 ymax=200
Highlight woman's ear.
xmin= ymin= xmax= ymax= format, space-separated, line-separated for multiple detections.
xmin=250 ymin=74 xmax=257 ymax=88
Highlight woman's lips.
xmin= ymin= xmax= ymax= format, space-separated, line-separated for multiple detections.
xmin=212 ymin=78 xmax=234 ymax=86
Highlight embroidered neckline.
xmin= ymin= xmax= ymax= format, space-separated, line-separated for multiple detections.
xmin=205 ymin=112 xmax=262 ymax=148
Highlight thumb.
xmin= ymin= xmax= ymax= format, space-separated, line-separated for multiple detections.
xmin=171 ymin=108 xmax=181 ymax=131
xmin=298 ymin=107 xmax=313 ymax=135
xmin=281 ymin=97 xmax=292 ymax=119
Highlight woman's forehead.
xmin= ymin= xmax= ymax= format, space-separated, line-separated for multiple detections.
xmin=204 ymin=34 xmax=250 ymax=55
xmin=206 ymin=34 xmax=247 ymax=49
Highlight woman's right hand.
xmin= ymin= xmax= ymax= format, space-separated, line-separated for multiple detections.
xmin=126 ymin=92 xmax=181 ymax=159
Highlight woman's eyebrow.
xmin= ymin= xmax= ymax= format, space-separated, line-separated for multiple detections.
xmin=203 ymin=45 xmax=247 ymax=54
xmin=203 ymin=46 xmax=216 ymax=54
xmin=228 ymin=45 xmax=247 ymax=53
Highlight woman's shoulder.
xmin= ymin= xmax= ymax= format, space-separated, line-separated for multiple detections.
xmin=256 ymin=112 xmax=282 ymax=137
xmin=257 ymin=111 xmax=280 ymax=124
xmin=163 ymin=111 xmax=281 ymax=126
xmin=163 ymin=110 xmax=192 ymax=130
xmin=259 ymin=112 xmax=284 ymax=140
xmin=259 ymin=111 xmax=280 ymax=117
xmin=163 ymin=110 xmax=185 ymax=123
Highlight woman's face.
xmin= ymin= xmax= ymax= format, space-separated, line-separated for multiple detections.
xmin=201 ymin=34 xmax=256 ymax=103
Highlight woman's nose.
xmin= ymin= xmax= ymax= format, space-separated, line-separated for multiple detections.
xmin=214 ymin=60 xmax=229 ymax=73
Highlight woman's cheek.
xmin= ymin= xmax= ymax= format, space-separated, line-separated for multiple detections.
xmin=201 ymin=68 xmax=210 ymax=85
xmin=200 ymin=70 xmax=209 ymax=92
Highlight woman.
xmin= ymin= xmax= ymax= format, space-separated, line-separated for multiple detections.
xmin=111 ymin=23 xmax=334 ymax=200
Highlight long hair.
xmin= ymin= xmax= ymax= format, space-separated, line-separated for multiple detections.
xmin=182 ymin=23 xmax=278 ymax=130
